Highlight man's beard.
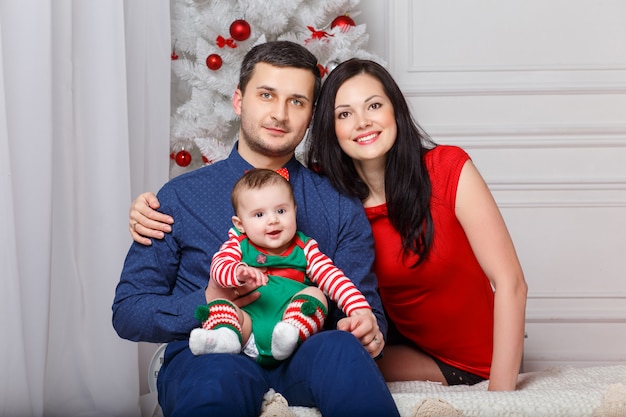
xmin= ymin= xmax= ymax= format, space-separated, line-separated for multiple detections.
xmin=239 ymin=120 xmax=301 ymax=158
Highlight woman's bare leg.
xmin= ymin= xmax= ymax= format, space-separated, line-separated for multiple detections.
xmin=377 ymin=344 xmax=447 ymax=384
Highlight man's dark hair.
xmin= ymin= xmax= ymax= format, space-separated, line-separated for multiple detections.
xmin=239 ymin=41 xmax=322 ymax=104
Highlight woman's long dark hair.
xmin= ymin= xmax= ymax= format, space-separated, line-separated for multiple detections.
xmin=306 ymin=59 xmax=436 ymax=267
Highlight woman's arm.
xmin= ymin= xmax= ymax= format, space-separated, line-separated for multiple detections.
xmin=455 ymin=160 xmax=528 ymax=391
xmin=129 ymin=192 xmax=174 ymax=245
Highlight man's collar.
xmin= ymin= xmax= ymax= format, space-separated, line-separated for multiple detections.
xmin=227 ymin=141 xmax=303 ymax=176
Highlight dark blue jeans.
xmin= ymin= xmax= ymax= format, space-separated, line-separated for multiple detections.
xmin=157 ymin=330 xmax=400 ymax=417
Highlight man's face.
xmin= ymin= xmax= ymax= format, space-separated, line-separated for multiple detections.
xmin=233 ymin=63 xmax=315 ymax=162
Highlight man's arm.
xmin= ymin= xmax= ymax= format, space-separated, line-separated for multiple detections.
xmin=114 ymin=185 xmax=208 ymax=342
xmin=112 ymin=238 xmax=207 ymax=343
xmin=114 ymin=187 xmax=260 ymax=343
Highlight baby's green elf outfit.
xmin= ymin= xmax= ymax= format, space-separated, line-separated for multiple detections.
xmin=189 ymin=228 xmax=371 ymax=367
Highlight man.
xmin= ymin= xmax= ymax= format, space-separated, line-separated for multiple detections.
xmin=113 ymin=41 xmax=398 ymax=417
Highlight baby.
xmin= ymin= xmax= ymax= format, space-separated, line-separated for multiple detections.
xmin=189 ymin=168 xmax=372 ymax=367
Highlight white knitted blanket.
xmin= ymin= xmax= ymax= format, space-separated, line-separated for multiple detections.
xmin=288 ymin=365 xmax=626 ymax=417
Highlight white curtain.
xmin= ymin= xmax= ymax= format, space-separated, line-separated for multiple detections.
xmin=0 ymin=1 xmax=170 ymax=416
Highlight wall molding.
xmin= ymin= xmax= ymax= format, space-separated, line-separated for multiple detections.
xmin=446 ymin=137 xmax=626 ymax=149
xmin=400 ymin=82 xmax=626 ymax=96
xmin=497 ymin=201 xmax=626 ymax=209
xmin=523 ymin=360 xmax=626 ymax=373
xmin=526 ymin=295 xmax=626 ymax=323
xmin=425 ymin=123 xmax=626 ymax=208
xmin=489 ymin=180 xmax=626 ymax=191
xmin=425 ymin=123 xmax=626 ymax=149
xmin=529 ymin=293 xmax=626 ymax=299
xmin=407 ymin=64 xmax=626 ymax=73
xmin=490 ymin=181 xmax=626 ymax=208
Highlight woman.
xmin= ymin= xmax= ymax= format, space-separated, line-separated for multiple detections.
xmin=129 ymin=59 xmax=527 ymax=391
xmin=306 ymin=59 xmax=527 ymax=391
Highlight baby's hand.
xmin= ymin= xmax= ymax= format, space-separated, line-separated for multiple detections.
xmin=236 ymin=264 xmax=268 ymax=288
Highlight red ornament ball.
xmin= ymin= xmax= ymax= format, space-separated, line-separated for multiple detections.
xmin=230 ymin=19 xmax=251 ymax=41
xmin=206 ymin=53 xmax=222 ymax=70
xmin=331 ymin=14 xmax=356 ymax=32
xmin=175 ymin=150 xmax=192 ymax=167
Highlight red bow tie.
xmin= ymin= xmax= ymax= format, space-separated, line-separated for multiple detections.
xmin=274 ymin=167 xmax=289 ymax=181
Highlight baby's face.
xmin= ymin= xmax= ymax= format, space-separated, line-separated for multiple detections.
xmin=234 ymin=183 xmax=297 ymax=255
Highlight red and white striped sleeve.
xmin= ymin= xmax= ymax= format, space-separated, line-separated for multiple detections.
xmin=303 ymin=238 xmax=371 ymax=316
xmin=210 ymin=229 xmax=246 ymax=288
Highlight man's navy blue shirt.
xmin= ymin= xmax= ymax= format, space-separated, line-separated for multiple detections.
xmin=112 ymin=145 xmax=386 ymax=343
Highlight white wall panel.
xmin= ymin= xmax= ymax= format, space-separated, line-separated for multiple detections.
xmin=389 ymin=0 xmax=626 ymax=95
xmin=406 ymin=95 xmax=626 ymax=129
xmin=503 ymin=206 xmax=626 ymax=294
xmin=524 ymin=322 xmax=626 ymax=371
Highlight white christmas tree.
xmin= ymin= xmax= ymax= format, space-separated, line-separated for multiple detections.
xmin=169 ymin=0 xmax=382 ymax=178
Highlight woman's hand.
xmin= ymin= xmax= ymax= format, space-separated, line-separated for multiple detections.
xmin=337 ymin=308 xmax=384 ymax=358
xmin=129 ymin=192 xmax=173 ymax=245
